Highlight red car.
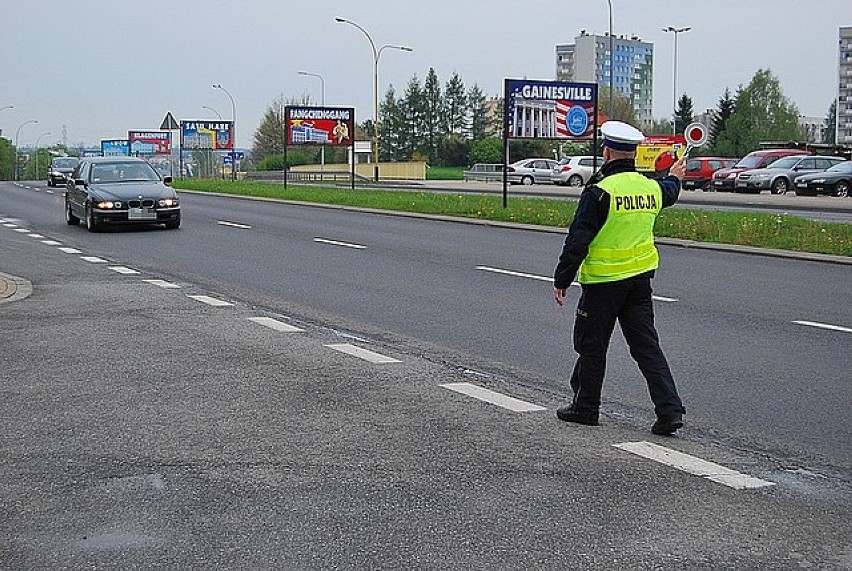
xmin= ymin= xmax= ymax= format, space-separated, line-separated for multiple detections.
xmin=682 ymin=157 xmax=738 ymax=191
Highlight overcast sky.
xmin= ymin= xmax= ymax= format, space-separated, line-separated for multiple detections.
xmin=1 ymin=0 xmax=847 ymax=148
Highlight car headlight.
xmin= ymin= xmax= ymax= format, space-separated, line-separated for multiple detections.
xmin=95 ymin=201 xmax=124 ymax=209
xmin=158 ymin=198 xmax=179 ymax=207
xmin=750 ymin=173 xmax=769 ymax=181
xmin=811 ymin=179 xmax=825 ymax=184
xmin=726 ymin=173 xmax=737 ymax=179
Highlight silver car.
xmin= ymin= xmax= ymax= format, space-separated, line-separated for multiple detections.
xmin=734 ymin=155 xmax=846 ymax=194
xmin=551 ymin=155 xmax=605 ymax=186
xmin=506 ymin=158 xmax=558 ymax=185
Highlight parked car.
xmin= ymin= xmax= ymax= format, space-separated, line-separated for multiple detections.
xmin=551 ymin=155 xmax=604 ymax=186
xmin=64 ymin=156 xmax=181 ymax=232
xmin=47 ymin=157 xmax=80 ymax=187
xmin=734 ymin=155 xmax=846 ymax=194
xmin=506 ymin=158 xmax=558 ymax=185
xmin=711 ymin=149 xmax=810 ymax=192
xmin=682 ymin=157 xmax=738 ymax=191
xmin=793 ymin=161 xmax=852 ymax=197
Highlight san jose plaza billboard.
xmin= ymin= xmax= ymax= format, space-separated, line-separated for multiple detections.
xmin=181 ymin=121 xmax=234 ymax=151
xmin=505 ymin=79 xmax=598 ymax=139
xmin=285 ymin=106 xmax=355 ymax=146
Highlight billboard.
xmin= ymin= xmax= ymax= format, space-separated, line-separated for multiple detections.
xmin=128 ymin=130 xmax=172 ymax=155
xmin=636 ymin=135 xmax=687 ymax=174
xmin=101 ymin=139 xmax=129 ymax=156
xmin=285 ymin=106 xmax=355 ymax=146
xmin=181 ymin=121 xmax=234 ymax=150
xmin=505 ymin=79 xmax=597 ymax=139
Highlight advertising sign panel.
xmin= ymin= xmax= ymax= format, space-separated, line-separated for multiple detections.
xmin=636 ymin=135 xmax=687 ymax=174
xmin=285 ymin=106 xmax=355 ymax=146
xmin=101 ymin=139 xmax=129 ymax=156
xmin=505 ymin=79 xmax=597 ymax=139
xmin=128 ymin=130 xmax=172 ymax=155
xmin=181 ymin=121 xmax=234 ymax=150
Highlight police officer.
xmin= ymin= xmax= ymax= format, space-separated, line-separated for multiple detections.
xmin=553 ymin=120 xmax=687 ymax=435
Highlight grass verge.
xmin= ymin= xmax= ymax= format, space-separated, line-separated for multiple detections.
xmin=173 ymin=179 xmax=852 ymax=257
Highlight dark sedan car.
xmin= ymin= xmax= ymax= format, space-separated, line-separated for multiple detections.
xmin=47 ymin=156 xmax=80 ymax=187
xmin=64 ymin=157 xmax=181 ymax=232
xmin=793 ymin=161 xmax=852 ymax=197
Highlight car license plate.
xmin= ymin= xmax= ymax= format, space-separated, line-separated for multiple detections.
xmin=796 ymin=182 xmax=806 ymax=188
xmin=129 ymin=207 xmax=156 ymax=220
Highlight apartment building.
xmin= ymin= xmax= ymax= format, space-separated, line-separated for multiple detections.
xmin=839 ymin=26 xmax=852 ymax=145
xmin=556 ymin=31 xmax=654 ymax=128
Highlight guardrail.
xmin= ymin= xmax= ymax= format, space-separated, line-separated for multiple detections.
xmin=243 ymin=170 xmax=371 ymax=184
xmin=463 ymin=163 xmax=504 ymax=182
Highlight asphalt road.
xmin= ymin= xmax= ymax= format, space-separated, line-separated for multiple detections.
xmin=2 ymin=180 xmax=851 ymax=568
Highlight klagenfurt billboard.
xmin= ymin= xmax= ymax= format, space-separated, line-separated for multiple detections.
xmin=128 ymin=130 xmax=172 ymax=155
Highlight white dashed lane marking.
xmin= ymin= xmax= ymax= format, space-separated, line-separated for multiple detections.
xmin=441 ymin=382 xmax=546 ymax=412
xmin=248 ymin=316 xmax=304 ymax=333
xmin=41 ymin=240 xmax=62 ymax=246
xmin=793 ymin=320 xmax=852 ymax=334
xmin=13 ymin=228 xmax=30 ymax=233
xmin=27 ymin=233 xmax=44 ymax=238
xmin=187 ymin=295 xmax=234 ymax=307
xmin=58 ymin=247 xmax=82 ymax=254
xmin=108 ymin=266 xmax=140 ymax=275
xmin=217 ymin=220 xmax=253 ymax=229
xmin=143 ymin=279 xmax=181 ymax=289
xmin=3 ymin=223 xmax=18 ymax=228
xmin=81 ymin=256 xmax=108 ymax=263
xmin=325 ymin=343 xmax=400 ymax=363
xmin=476 ymin=265 xmax=677 ymax=302
xmin=313 ymin=238 xmax=367 ymax=250
xmin=614 ymin=441 xmax=775 ymax=490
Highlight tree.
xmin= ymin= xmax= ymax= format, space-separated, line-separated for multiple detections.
xmin=252 ymin=95 xmax=287 ymax=162
xmin=0 ymin=138 xmax=15 ymax=180
xmin=400 ymin=76 xmax=425 ymax=160
xmin=597 ymin=86 xmax=638 ymax=125
xmin=469 ymin=137 xmax=502 ymax=164
xmin=674 ymin=93 xmax=694 ymax=136
xmin=648 ymin=119 xmax=673 ymax=135
xmin=713 ymin=69 xmax=803 ymax=157
xmin=379 ymin=85 xmax=404 ymax=161
xmin=467 ymin=84 xmax=488 ymax=140
xmin=422 ymin=68 xmax=445 ymax=164
xmin=823 ymin=99 xmax=837 ymax=145
xmin=709 ymin=87 xmax=735 ymax=150
xmin=444 ymin=72 xmax=467 ymax=137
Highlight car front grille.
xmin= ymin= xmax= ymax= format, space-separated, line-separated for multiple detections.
xmin=128 ymin=199 xmax=155 ymax=208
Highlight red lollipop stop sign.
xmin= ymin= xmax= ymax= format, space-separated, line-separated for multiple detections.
xmin=684 ymin=122 xmax=708 ymax=147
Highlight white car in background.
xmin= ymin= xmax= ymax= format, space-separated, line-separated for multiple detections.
xmin=506 ymin=158 xmax=558 ymax=185
xmin=551 ymin=155 xmax=604 ymax=186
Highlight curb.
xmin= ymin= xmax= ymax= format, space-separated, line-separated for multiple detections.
xmin=177 ymin=188 xmax=852 ymax=266
xmin=0 ymin=272 xmax=33 ymax=305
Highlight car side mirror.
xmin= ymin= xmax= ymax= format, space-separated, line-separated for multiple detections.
xmin=74 ymin=178 xmax=86 ymax=186
xmin=163 ymin=176 xmax=173 ymax=185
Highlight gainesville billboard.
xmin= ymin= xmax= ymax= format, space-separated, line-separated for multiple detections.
xmin=285 ymin=106 xmax=355 ymax=146
xmin=505 ymin=79 xmax=597 ymax=139
xmin=128 ymin=131 xmax=172 ymax=155
xmin=181 ymin=121 xmax=234 ymax=151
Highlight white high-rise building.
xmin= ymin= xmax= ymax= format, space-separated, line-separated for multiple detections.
xmin=556 ymin=31 xmax=654 ymax=128
xmin=838 ymin=26 xmax=852 ymax=145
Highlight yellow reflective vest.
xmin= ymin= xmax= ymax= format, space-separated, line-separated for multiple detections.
xmin=577 ymin=172 xmax=662 ymax=284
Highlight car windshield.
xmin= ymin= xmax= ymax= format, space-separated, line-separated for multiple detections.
xmin=768 ymin=156 xmax=801 ymax=169
xmin=53 ymin=158 xmax=79 ymax=168
xmin=825 ymin=162 xmax=852 ymax=173
xmin=90 ymin=161 xmax=160 ymax=183
xmin=734 ymin=155 xmax=764 ymax=169
xmin=686 ymin=160 xmax=701 ymax=172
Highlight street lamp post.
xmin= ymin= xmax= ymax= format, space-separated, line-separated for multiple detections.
xmin=212 ymin=84 xmax=237 ymax=180
xmin=14 ymin=119 xmax=38 ymax=182
xmin=202 ymin=105 xmax=222 ymax=119
xmin=605 ymin=0 xmax=614 ymax=121
xmin=298 ymin=70 xmax=327 ymax=172
xmin=202 ymin=106 xmax=222 ymax=178
xmin=34 ymin=131 xmax=51 ymax=182
xmin=335 ymin=17 xmax=412 ymax=182
xmin=663 ymin=26 xmax=691 ymax=135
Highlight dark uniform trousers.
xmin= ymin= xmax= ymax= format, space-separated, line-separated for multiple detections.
xmin=570 ymin=275 xmax=685 ymax=418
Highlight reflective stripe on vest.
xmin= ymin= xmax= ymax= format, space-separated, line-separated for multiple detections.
xmin=578 ymin=172 xmax=662 ymax=284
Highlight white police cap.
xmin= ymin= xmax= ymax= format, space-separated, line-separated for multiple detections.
xmin=601 ymin=120 xmax=645 ymax=150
